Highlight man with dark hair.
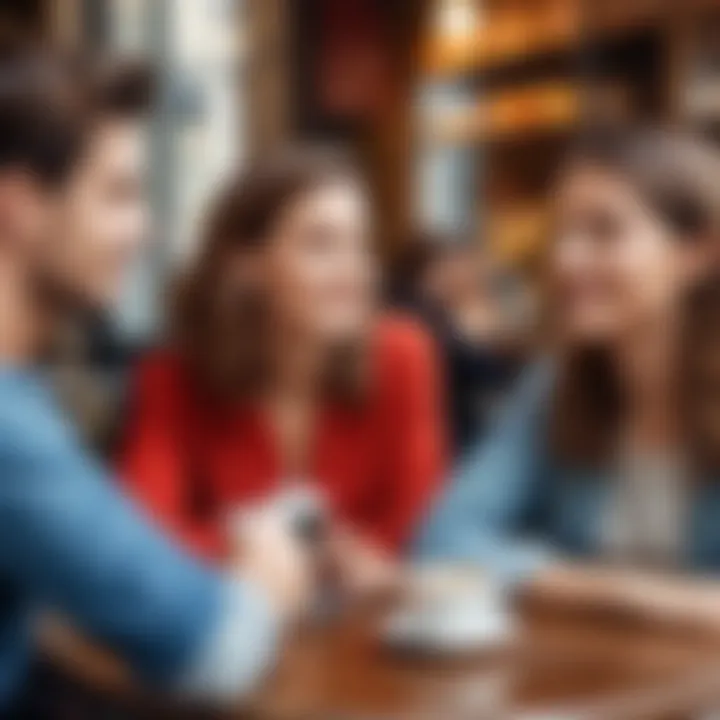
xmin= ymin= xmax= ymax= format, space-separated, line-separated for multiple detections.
xmin=0 ymin=45 xmax=310 ymax=711
xmin=44 ymin=59 xmax=157 ymax=451
xmin=50 ymin=58 xmax=155 ymax=311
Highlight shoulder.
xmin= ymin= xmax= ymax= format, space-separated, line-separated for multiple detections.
xmin=370 ymin=315 xmax=442 ymax=408
xmin=512 ymin=358 xmax=556 ymax=406
xmin=492 ymin=357 xmax=557 ymax=433
xmin=133 ymin=348 xmax=184 ymax=384
xmin=130 ymin=348 xmax=194 ymax=399
xmin=0 ymin=373 xmax=74 ymax=460
xmin=373 ymin=313 xmax=439 ymax=373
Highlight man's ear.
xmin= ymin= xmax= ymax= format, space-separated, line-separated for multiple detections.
xmin=228 ymin=246 xmax=267 ymax=290
xmin=707 ymin=234 xmax=720 ymax=276
xmin=0 ymin=170 xmax=51 ymax=249
xmin=681 ymin=235 xmax=720 ymax=282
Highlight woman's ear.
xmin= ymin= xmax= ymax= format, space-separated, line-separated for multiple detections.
xmin=708 ymin=233 xmax=720 ymax=276
xmin=228 ymin=245 xmax=266 ymax=290
xmin=0 ymin=170 xmax=52 ymax=252
xmin=214 ymin=245 xmax=267 ymax=311
xmin=682 ymin=234 xmax=718 ymax=286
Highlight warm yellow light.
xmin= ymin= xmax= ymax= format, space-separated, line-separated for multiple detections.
xmin=433 ymin=0 xmax=481 ymax=43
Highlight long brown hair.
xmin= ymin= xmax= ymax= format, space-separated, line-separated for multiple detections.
xmin=550 ymin=127 xmax=720 ymax=471
xmin=172 ymin=146 xmax=368 ymax=404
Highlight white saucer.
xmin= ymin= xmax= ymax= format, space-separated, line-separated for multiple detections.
xmin=383 ymin=563 xmax=514 ymax=655
xmin=383 ymin=600 xmax=513 ymax=654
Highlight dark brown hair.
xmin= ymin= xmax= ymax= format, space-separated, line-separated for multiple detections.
xmin=0 ymin=40 xmax=153 ymax=187
xmin=389 ymin=228 xmax=460 ymax=303
xmin=173 ymin=146 xmax=369 ymax=403
xmin=551 ymin=126 xmax=720 ymax=471
xmin=86 ymin=58 xmax=155 ymax=121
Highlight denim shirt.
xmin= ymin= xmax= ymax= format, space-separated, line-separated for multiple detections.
xmin=0 ymin=370 xmax=278 ymax=707
xmin=415 ymin=361 xmax=720 ymax=582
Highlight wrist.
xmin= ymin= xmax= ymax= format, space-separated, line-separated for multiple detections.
xmin=240 ymin=562 xmax=297 ymax=619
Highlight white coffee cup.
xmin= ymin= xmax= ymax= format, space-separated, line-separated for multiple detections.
xmin=384 ymin=562 xmax=513 ymax=654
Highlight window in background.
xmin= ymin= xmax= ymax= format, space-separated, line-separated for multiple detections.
xmin=416 ymin=80 xmax=477 ymax=236
xmin=106 ymin=0 xmax=243 ymax=339
xmin=415 ymin=0 xmax=480 ymax=237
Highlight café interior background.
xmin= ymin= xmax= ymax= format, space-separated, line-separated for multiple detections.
xmin=2 ymin=0 xmax=717 ymax=349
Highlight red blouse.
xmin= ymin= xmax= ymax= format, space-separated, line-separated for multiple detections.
xmin=118 ymin=316 xmax=447 ymax=560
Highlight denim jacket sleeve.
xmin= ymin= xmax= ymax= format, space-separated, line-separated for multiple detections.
xmin=0 ymin=376 xmax=278 ymax=699
xmin=414 ymin=361 xmax=556 ymax=585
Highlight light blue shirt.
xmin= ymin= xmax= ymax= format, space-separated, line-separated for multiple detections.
xmin=416 ymin=362 xmax=720 ymax=582
xmin=0 ymin=369 xmax=279 ymax=707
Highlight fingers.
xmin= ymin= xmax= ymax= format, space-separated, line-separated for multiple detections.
xmin=231 ymin=504 xmax=315 ymax=619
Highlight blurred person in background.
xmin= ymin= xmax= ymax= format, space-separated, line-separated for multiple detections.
xmin=0 ymin=43 xmax=313 ymax=714
xmin=119 ymin=149 xmax=446 ymax=597
xmin=390 ymin=232 xmax=522 ymax=457
xmin=417 ymin=126 xmax=720 ymax=630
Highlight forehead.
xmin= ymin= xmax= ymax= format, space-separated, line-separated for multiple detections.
xmin=556 ymin=162 xmax=649 ymax=217
xmin=78 ymin=118 xmax=146 ymax=176
xmin=278 ymin=180 xmax=368 ymax=229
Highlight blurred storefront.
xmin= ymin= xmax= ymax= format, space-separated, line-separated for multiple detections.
xmin=287 ymin=0 xmax=427 ymax=259
xmin=3 ymin=0 xmax=720 ymax=329
xmin=417 ymin=0 xmax=720 ymax=272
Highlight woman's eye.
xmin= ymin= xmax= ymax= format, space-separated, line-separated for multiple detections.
xmin=584 ymin=211 xmax=624 ymax=241
xmin=301 ymin=225 xmax=337 ymax=252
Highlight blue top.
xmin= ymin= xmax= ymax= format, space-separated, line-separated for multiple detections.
xmin=0 ymin=369 xmax=279 ymax=707
xmin=415 ymin=362 xmax=720 ymax=582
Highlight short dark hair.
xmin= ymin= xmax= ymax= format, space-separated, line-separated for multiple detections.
xmin=0 ymin=41 xmax=153 ymax=187
xmin=86 ymin=58 xmax=155 ymax=120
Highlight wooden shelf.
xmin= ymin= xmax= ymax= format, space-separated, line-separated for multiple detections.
xmin=423 ymin=33 xmax=577 ymax=80
xmin=420 ymin=1 xmax=718 ymax=85
xmin=428 ymin=121 xmax=578 ymax=148
xmin=416 ymin=0 xmax=715 ymax=267
xmin=587 ymin=0 xmax=667 ymax=35
xmin=425 ymin=81 xmax=582 ymax=146
xmin=487 ymin=203 xmax=550 ymax=264
xmin=423 ymin=0 xmax=580 ymax=79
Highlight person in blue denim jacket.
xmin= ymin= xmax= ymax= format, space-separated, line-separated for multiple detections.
xmin=0 ymin=47 xmax=310 ymax=711
xmin=418 ymin=127 xmax=720 ymax=630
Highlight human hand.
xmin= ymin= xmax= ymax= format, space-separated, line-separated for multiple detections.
xmin=231 ymin=505 xmax=315 ymax=619
xmin=327 ymin=527 xmax=405 ymax=603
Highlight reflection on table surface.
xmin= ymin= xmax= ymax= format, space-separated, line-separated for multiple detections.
xmin=41 ymin=601 xmax=720 ymax=720
xmin=247 ymin=605 xmax=720 ymax=720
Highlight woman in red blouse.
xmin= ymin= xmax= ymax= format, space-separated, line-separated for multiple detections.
xmin=119 ymin=148 xmax=446 ymax=588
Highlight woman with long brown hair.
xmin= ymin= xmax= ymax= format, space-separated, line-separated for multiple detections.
xmin=417 ymin=127 xmax=720 ymax=628
xmin=119 ymin=147 xmax=445 ymax=589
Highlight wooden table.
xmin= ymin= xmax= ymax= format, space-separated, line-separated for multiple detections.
xmin=42 ymin=605 xmax=720 ymax=720
xmin=245 ymin=607 xmax=720 ymax=720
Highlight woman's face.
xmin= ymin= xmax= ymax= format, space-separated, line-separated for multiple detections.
xmin=551 ymin=164 xmax=704 ymax=345
xmin=260 ymin=180 xmax=376 ymax=345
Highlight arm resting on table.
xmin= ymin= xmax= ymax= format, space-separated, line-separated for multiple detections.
xmin=524 ymin=563 xmax=720 ymax=633
xmin=0 ymin=385 xmax=280 ymax=703
xmin=414 ymin=361 xmax=556 ymax=586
